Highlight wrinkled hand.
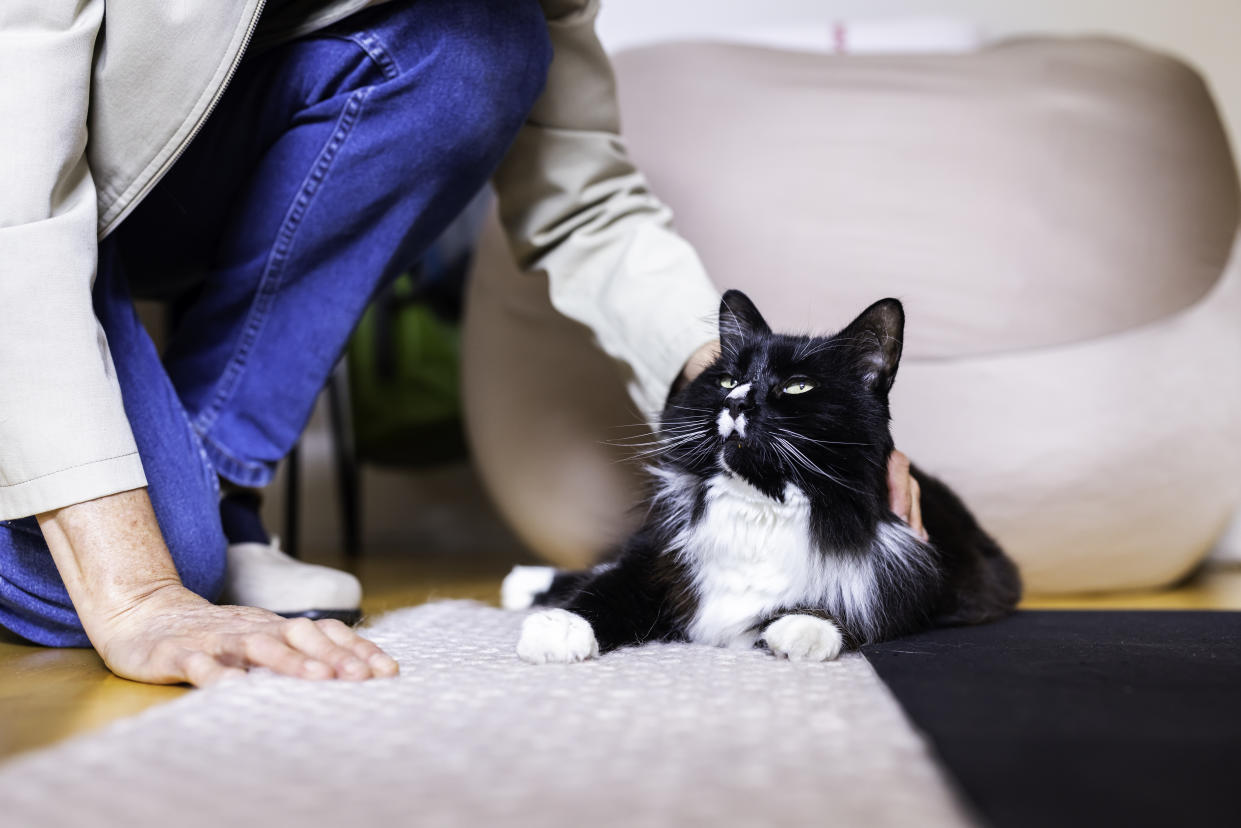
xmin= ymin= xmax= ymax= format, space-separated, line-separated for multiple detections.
xmin=94 ymin=584 xmax=399 ymax=687
xmin=887 ymin=450 xmax=927 ymax=541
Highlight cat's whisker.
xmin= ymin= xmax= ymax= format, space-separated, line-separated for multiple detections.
xmin=606 ymin=439 xmax=674 ymax=448
xmin=607 ymin=436 xmax=698 ymax=450
xmin=768 ymin=439 xmax=807 ymax=484
xmin=773 ymin=428 xmax=869 ymax=448
xmin=609 ymin=426 xmax=704 ymax=445
xmin=772 ymin=435 xmax=869 ymax=497
xmin=679 ymin=443 xmax=718 ymax=467
xmin=767 ymin=439 xmax=828 ymax=495
xmin=788 ymin=336 xmax=879 ymax=360
xmin=609 ymin=413 xmax=708 ymax=433
xmin=646 ymin=432 xmax=708 ymax=452
xmin=622 ymin=418 xmax=701 ymax=430
xmin=608 ymin=422 xmax=707 ymax=445
xmin=770 ymin=427 xmax=887 ymax=471
xmin=656 ymin=420 xmax=712 ymax=433
xmin=617 ymin=430 xmax=709 ymax=463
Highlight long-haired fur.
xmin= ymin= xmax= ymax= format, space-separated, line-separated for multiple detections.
xmin=507 ymin=291 xmax=1020 ymax=662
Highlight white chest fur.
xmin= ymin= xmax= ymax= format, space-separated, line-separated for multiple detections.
xmin=681 ymin=473 xmax=873 ymax=648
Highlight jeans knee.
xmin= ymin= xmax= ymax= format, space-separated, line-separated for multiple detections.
xmin=163 ymin=513 xmax=228 ymax=604
xmin=395 ymin=0 xmax=551 ymax=175
xmin=480 ymin=0 xmax=553 ymax=128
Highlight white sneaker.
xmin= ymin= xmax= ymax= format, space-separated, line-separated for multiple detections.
xmin=220 ymin=537 xmax=363 ymax=624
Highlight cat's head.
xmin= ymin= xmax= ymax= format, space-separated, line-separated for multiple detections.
xmin=661 ymin=290 xmax=903 ymax=504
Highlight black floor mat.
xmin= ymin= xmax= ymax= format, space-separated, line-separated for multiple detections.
xmin=862 ymin=611 xmax=1241 ymax=828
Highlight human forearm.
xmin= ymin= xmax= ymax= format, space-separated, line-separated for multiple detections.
xmin=37 ymin=488 xmax=184 ymax=644
xmin=494 ymin=0 xmax=720 ymax=420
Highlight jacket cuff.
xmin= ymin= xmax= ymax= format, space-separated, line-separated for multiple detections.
xmin=0 ymin=452 xmax=147 ymax=521
xmin=627 ymin=289 xmax=721 ymax=419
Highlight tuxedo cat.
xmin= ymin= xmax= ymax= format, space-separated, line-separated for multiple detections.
xmin=504 ymin=290 xmax=1020 ymax=663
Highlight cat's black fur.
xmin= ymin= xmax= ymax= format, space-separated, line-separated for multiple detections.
xmin=515 ymin=290 xmax=1020 ymax=657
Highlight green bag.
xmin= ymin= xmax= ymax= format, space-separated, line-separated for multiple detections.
xmin=346 ymin=274 xmax=468 ymax=468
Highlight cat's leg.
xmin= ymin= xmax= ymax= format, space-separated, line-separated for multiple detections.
xmin=501 ymin=566 xmax=557 ymax=610
xmin=500 ymin=565 xmax=609 ymax=610
xmin=517 ymin=556 xmax=678 ymax=664
xmin=757 ymin=609 xmax=851 ymax=662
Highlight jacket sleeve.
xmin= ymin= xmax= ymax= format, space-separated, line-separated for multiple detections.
xmin=492 ymin=0 xmax=721 ymax=420
xmin=0 ymin=0 xmax=147 ymax=520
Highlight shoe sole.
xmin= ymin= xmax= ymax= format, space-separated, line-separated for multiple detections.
xmin=277 ymin=609 xmax=363 ymax=627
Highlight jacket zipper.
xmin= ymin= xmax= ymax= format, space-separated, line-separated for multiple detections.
xmin=100 ymin=0 xmax=267 ymax=238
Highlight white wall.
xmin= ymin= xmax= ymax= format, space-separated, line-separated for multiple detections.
xmin=597 ymin=0 xmax=1241 ymax=157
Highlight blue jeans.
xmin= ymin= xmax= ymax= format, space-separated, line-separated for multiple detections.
xmin=0 ymin=0 xmax=551 ymax=646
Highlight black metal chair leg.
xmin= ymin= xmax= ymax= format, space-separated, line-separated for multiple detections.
xmin=284 ymin=441 xmax=300 ymax=559
xmin=328 ymin=362 xmax=362 ymax=558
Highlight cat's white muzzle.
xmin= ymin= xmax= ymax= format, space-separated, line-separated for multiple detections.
xmin=717 ymin=409 xmax=748 ymax=440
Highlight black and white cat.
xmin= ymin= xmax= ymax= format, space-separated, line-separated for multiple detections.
xmin=504 ymin=290 xmax=1020 ymax=663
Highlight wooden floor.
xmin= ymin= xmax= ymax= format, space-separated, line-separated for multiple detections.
xmin=3 ymin=543 xmax=1240 ymax=764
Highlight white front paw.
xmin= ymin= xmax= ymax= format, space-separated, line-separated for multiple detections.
xmin=517 ymin=609 xmax=599 ymax=664
xmin=501 ymin=565 xmax=556 ymax=611
xmin=762 ymin=615 xmax=844 ymax=662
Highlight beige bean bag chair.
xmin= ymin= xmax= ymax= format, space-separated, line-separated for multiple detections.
xmin=463 ymin=38 xmax=1241 ymax=594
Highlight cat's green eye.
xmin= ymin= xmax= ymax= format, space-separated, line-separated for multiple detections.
xmin=719 ymin=376 xmax=738 ymax=389
xmin=783 ymin=378 xmax=816 ymax=395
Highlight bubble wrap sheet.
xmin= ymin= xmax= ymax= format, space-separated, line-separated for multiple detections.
xmin=0 ymin=601 xmax=971 ymax=827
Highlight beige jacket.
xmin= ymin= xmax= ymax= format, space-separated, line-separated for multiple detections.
xmin=0 ymin=0 xmax=720 ymax=520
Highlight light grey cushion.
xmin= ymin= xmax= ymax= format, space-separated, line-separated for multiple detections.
xmin=613 ymin=38 xmax=1238 ymax=359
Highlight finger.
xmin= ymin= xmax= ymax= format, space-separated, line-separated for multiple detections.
xmin=316 ymin=619 xmax=400 ymax=677
xmin=243 ymin=633 xmax=333 ymax=680
xmin=282 ymin=617 xmax=372 ymax=680
xmin=181 ymin=651 xmax=247 ymax=688
xmin=887 ymin=450 xmax=913 ymax=520
xmin=682 ymin=340 xmax=721 ymax=383
xmin=908 ymin=477 xmax=929 ymax=542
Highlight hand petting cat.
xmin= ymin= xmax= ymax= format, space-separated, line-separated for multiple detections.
xmin=887 ymin=450 xmax=927 ymax=542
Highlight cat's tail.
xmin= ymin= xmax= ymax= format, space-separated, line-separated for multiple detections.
xmin=933 ymin=544 xmax=1023 ymax=627
xmin=500 ymin=565 xmax=596 ymax=610
xmin=911 ymin=463 xmax=1023 ymax=627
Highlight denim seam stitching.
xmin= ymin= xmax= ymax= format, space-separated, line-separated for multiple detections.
xmin=345 ymin=30 xmax=401 ymax=80
xmin=200 ymin=429 xmax=267 ymax=484
xmin=191 ymin=86 xmax=372 ymax=447
xmin=172 ymin=387 xmax=222 ymax=497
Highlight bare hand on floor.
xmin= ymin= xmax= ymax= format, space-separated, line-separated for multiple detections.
xmin=93 ymin=584 xmax=399 ymax=686
xmin=37 ymin=488 xmax=398 ymax=687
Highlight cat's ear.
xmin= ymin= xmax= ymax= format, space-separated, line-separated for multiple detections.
xmin=719 ymin=290 xmax=771 ymax=352
xmin=840 ymin=298 xmax=904 ymax=394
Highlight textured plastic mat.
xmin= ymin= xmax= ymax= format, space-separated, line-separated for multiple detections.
xmin=0 ymin=601 xmax=968 ymax=828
